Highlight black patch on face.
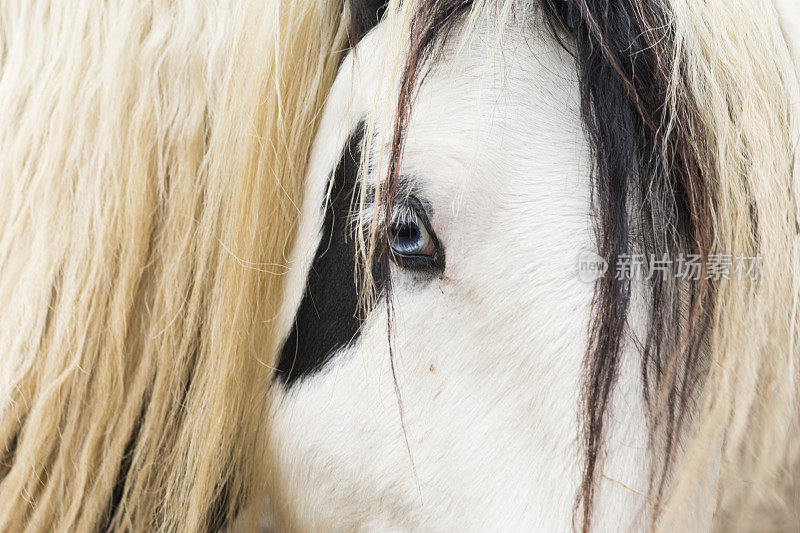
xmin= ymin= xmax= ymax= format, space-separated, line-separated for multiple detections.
xmin=276 ymin=125 xmax=381 ymax=386
xmin=348 ymin=1 xmax=390 ymax=46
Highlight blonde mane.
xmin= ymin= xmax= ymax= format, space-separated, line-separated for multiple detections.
xmin=0 ymin=0 xmax=798 ymax=531
xmin=666 ymin=1 xmax=800 ymax=527
xmin=0 ymin=1 xmax=348 ymax=529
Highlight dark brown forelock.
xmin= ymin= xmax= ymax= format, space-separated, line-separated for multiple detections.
xmin=348 ymin=1 xmax=716 ymax=530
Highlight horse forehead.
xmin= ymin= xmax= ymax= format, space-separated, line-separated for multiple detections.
xmin=387 ymin=23 xmax=585 ymax=204
xmin=343 ymin=17 xmax=586 ymax=222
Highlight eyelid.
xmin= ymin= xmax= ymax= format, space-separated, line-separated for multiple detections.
xmin=350 ymin=193 xmax=431 ymax=236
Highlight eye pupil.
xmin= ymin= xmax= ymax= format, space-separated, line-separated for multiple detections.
xmin=394 ymin=223 xmax=417 ymax=241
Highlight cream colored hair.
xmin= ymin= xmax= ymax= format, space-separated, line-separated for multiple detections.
xmin=0 ymin=1 xmax=348 ymax=530
xmin=1 ymin=0 xmax=799 ymax=531
xmin=664 ymin=0 xmax=800 ymax=528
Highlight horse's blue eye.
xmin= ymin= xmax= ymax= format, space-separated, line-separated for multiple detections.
xmin=385 ymin=202 xmax=443 ymax=273
xmin=388 ymin=215 xmax=436 ymax=258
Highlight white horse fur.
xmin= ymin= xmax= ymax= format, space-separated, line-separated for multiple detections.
xmin=266 ymin=16 xmax=711 ymax=531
